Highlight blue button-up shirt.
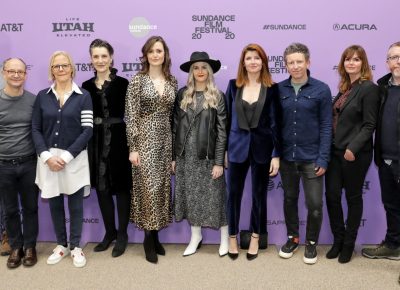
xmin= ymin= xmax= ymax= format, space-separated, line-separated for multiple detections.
xmin=278 ymin=74 xmax=332 ymax=169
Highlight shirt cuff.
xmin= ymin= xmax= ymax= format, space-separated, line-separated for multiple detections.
xmin=60 ymin=151 xmax=74 ymax=164
xmin=40 ymin=151 xmax=53 ymax=164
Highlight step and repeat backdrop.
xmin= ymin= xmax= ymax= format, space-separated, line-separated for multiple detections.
xmin=0 ymin=0 xmax=395 ymax=245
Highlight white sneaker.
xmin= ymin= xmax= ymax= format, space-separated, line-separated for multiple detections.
xmin=71 ymin=247 xmax=86 ymax=268
xmin=47 ymin=245 xmax=70 ymax=265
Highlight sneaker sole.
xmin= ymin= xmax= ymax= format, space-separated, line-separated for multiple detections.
xmin=73 ymin=259 xmax=87 ymax=268
xmin=361 ymin=252 xmax=400 ymax=260
xmin=279 ymin=247 xmax=298 ymax=259
xmin=303 ymin=256 xmax=317 ymax=264
xmin=47 ymin=253 xmax=70 ymax=265
xmin=47 ymin=257 xmax=64 ymax=265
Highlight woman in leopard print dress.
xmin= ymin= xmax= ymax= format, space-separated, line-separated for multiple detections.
xmin=125 ymin=36 xmax=177 ymax=264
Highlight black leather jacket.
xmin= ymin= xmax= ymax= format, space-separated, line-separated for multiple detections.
xmin=172 ymin=87 xmax=227 ymax=165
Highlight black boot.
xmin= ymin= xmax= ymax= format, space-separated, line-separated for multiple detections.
xmin=94 ymin=232 xmax=117 ymax=252
xmin=112 ymin=194 xmax=130 ymax=257
xmin=326 ymin=242 xmax=343 ymax=259
xmin=152 ymin=230 xmax=165 ymax=256
xmin=94 ymin=194 xmax=117 ymax=252
xmin=112 ymin=232 xmax=128 ymax=257
xmin=338 ymin=243 xmax=354 ymax=263
xmin=143 ymin=230 xmax=157 ymax=263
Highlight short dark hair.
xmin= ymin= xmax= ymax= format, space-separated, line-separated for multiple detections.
xmin=283 ymin=43 xmax=310 ymax=63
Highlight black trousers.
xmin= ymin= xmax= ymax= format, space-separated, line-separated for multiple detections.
xmin=227 ymin=153 xmax=270 ymax=236
xmin=0 ymin=158 xmax=39 ymax=249
xmin=96 ymin=190 xmax=131 ymax=239
xmin=280 ymin=160 xmax=323 ymax=242
xmin=379 ymin=160 xmax=400 ymax=248
xmin=325 ymin=149 xmax=372 ymax=245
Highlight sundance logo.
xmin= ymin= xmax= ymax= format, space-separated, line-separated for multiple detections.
xmin=333 ymin=23 xmax=377 ymax=31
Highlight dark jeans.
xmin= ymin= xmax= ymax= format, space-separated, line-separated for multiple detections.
xmin=379 ymin=160 xmax=400 ymax=248
xmin=0 ymin=193 xmax=5 ymax=233
xmin=227 ymin=154 xmax=270 ymax=235
xmin=280 ymin=160 xmax=323 ymax=243
xmin=325 ymin=149 xmax=372 ymax=245
xmin=48 ymin=188 xmax=84 ymax=250
xmin=0 ymin=159 xmax=39 ymax=249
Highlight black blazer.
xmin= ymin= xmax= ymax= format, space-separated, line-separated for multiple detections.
xmin=332 ymin=80 xmax=380 ymax=154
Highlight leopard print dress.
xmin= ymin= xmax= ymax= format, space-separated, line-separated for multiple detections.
xmin=125 ymin=73 xmax=178 ymax=230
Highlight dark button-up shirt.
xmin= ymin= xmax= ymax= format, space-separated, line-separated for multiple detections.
xmin=278 ymin=73 xmax=332 ymax=168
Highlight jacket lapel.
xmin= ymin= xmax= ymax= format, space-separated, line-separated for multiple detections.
xmin=249 ymin=85 xmax=267 ymax=128
xmin=235 ymin=87 xmax=249 ymax=130
xmin=340 ymin=82 xmax=361 ymax=112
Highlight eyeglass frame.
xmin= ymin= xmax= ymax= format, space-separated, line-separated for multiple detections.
xmin=387 ymin=55 xmax=400 ymax=62
xmin=2 ymin=69 xmax=27 ymax=76
xmin=51 ymin=63 xmax=71 ymax=71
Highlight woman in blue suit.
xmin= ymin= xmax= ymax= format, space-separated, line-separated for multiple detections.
xmin=225 ymin=43 xmax=281 ymax=260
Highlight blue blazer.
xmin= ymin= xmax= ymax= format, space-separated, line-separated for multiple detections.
xmin=225 ymin=79 xmax=281 ymax=164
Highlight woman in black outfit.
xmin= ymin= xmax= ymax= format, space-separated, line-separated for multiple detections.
xmin=82 ymin=39 xmax=132 ymax=257
xmin=325 ymin=45 xmax=380 ymax=263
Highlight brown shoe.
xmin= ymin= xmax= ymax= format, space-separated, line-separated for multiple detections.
xmin=23 ymin=247 xmax=37 ymax=267
xmin=0 ymin=231 xmax=11 ymax=256
xmin=7 ymin=248 xmax=24 ymax=269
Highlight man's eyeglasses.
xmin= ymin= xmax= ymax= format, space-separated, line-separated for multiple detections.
xmin=51 ymin=64 xmax=71 ymax=71
xmin=3 ymin=69 xmax=26 ymax=76
xmin=387 ymin=55 xmax=400 ymax=62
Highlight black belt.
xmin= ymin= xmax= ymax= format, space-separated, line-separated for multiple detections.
xmin=94 ymin=117 xmax=124 ymax=125
xmin=0 ymin=154 xmax=36 ymax=165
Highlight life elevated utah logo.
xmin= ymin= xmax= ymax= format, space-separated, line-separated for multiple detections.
xmin=192 ymin=15 xmax=235 ymax=40
xmin=333 ymin=23 xmax=377 ymax=31
xmin=121 ymin=58 xmax=143 ymax=79
xmin=0 ymin=23 xmax=23 ymax=32
xmin=52 ymin=17 xmax=94 ymax=37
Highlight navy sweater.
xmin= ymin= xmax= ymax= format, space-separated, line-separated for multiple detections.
xmin=32 ymin=87 xmax=93 ymax=157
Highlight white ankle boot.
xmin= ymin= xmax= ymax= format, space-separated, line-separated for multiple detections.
xmin=219 ymin=225 xmax=229 ymax=256
xmin=183 ymin=226 xmax=202 ymax=256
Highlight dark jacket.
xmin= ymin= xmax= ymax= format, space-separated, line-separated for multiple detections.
xmin=374 ymin=73 xmax=400 ymax=169
xmin=333 ymin=80 xmax=380 ymax=154
xmin=172 ymin=87 xmax=227 ymax=165
xmin=225 ymin=79 xmax=281 ymax=164
xmin=82 ymin=69 xmax=132 ymax=194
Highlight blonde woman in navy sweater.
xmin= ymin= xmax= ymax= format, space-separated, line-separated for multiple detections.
xmin=32 ymin=51 xmax=93 ymax=268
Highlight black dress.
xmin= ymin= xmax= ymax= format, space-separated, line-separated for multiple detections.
xmin=82 ymin=68 xmax=132 ymax=195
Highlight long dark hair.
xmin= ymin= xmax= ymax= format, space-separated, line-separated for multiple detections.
xmin=139 ymin=35 xmax=173 ymax=81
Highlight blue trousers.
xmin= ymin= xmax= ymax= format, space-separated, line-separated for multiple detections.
xmin=48 ymin=188 xmax=84 ymax=250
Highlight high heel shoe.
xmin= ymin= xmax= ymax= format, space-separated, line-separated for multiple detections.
xmin=228 ymin=235 xmax=239 ymax=260
xmin=247 ymin=234 xmax=259 ymax=261
xmin=94 ymin=232 xmax=117 ymax=252
xmin=183 ymin=240 xmax=202 ymax=257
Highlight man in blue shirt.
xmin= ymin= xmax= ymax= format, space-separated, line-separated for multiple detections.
xmin=277 ymin=43 xmax=332 ymax=264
